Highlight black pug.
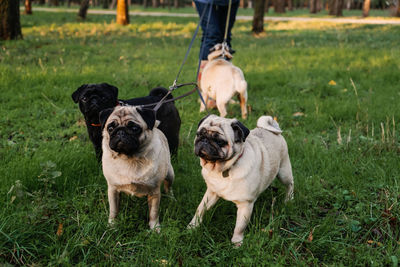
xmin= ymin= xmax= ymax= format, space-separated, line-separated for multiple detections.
xmin=71 ymin=83 xmax=181 ymax=160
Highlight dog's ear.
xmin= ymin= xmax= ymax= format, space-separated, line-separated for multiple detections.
xmin=137 ymin=108 xmax=156 ymax=130
xmin=224 ymin=51 xmax=233 ymax=60
xmin=72 ymin=84 xmax=88 ymax=103
xmin=231 ymin=120 xmax=250 ymax=143
xmin=209 ymin=43 xmax=222 ymax=52
xmin=99 ymin=108 xmax=114 ymax=130
xmin=197 ymin=115 xmax=211 ymax=129
xmin=100 ymin=83 xmax=118 ymax=100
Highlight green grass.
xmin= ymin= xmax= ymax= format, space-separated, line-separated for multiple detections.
xmin=1 ymin=11 xmax=400 ymax=265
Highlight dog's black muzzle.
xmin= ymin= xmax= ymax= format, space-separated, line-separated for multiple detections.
xmin=109 ymin=128 xmax=140 ymax=156
xmin=195 ymin=138 xmax=223 ymax=162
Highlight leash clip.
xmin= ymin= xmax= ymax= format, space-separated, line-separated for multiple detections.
xmin=169 ymin=80 xmax=177 ymax=91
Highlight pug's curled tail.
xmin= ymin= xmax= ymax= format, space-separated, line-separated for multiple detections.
xmin=257 ymin=116 xmax=282 ymax=135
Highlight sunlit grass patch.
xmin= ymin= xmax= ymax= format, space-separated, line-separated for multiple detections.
xmin=23 ymin=19 xmax=198 ymax=39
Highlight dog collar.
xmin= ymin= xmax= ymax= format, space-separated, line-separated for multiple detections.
xmin=90 ymin=123 xmax=101 ymax=127
xmin=222 ymin=150 xmax=244 ymax=178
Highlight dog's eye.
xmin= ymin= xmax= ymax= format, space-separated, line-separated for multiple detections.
xmin=81 ymin=96 xmax=88 ymax=102
xmin=107 ymin=125 xmax=114 ymax=133
xmin=216 ymin=139 xmax=227 ymax=147
xmin=127 ymin=122 xmax=141 ymax=133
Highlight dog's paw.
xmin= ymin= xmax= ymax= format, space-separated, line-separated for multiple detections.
xmin=108 ymin=218 xmax=117 ymax=228
xmin=152 ymin=225 xmax=161 ymax=234
xmin=187 ymin=222 xmax=199 ymax=230
xmin=231 ymin=235 xmax=244 ymax=246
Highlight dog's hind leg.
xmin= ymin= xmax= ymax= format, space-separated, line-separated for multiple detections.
xmin=238 ymin=81 xmax=248 ymax=119
xmin=278 ymin=154 xmax=294 ymax=202
xmin=163 ymin=164 xmax=174 ymax=195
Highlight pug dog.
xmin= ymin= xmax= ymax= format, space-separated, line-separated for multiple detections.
xmin=188 ymin=114 xmax=294 ymax=245
xmin=100 ymin=105 xmax=174 ymax=230
xmin=71 ymin=83 xmax=181 ymax=160
xmin=199 ymin=43 xmax=248 ymax=119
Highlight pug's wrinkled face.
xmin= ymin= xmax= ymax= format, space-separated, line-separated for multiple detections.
xmin=101 ymin=106 xmax=155 ymax=156
xmin=72 ymin=83 xmax=118 ymax=120
xmin=194 ymin=115 xmax=249 ymax=163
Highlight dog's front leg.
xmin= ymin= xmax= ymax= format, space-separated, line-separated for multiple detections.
xmin=108 ymin=186 xmax=120 ymax=225
xmin=148 ymin=192 xmax=161 ymax=231
xmin=231 ymin=201 xmax=254 ymax=245
xmin=188 ymin=189 xmax=219 ymax=229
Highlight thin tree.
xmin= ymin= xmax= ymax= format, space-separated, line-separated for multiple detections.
xmin=78 ymin=0 xmax=90 ymax=19
xmin=0 ymin=0 xmax=23 ymax=40
xmin=395 ymin=0 xmax=400 ymax=17
xmin=117 ymin=0 xmax=129 ymax=25
xmin=329 ymin=0 xmax=343 ymax=16
xmin=310 ymin=0 xmax=317 ymax=13
xmin=274 ymin=0 xmax=286 ymax=13
xmin=362 ymin=0 xmax=370 ymax=17
xmin=152 ymin=0 xmax=160 ymax=7
xmin=287 ymin=0 xmax=293 ymax=10
xmin=252 ymin=0 xmax=265 ymax=34
xmin=24 ymin=0 xmax=33 ymax=14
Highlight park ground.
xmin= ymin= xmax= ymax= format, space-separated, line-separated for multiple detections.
xmin=0 ymin=10 xmax=399 ymax=266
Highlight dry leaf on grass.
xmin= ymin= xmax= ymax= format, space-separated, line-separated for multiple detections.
xmin=56 ymin=223 xmax=63 ymax=237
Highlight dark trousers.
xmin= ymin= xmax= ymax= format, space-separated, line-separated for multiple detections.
xmin=195 ymin=1 xmax=239 ymax=60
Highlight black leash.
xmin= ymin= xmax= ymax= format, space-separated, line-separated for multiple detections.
xmin=132 ymin=83 xmax=199 ymax=110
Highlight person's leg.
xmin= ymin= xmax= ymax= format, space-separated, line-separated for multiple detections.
xmin=226 ymin=1 xmax=239 ymax=49
xmin=195 ymin=1 xmax=222 ymax=60
xmin=214 ymin=1 xmax=239 ymax=50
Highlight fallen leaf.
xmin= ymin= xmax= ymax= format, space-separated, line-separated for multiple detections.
xmin=328 ymin=80 xmax=337 ymax=86
xmin=273 ymin=117 xmax=278 ymax=122
xmin=69 ymin=136 xmax=78 ymax=141
xmin=293 ymin=112 xmax=304 ymax=117
xmin=56 ymin=223 xmax=63 ymax=237
xmin=307 ymin=230 xmax=313 ymax=242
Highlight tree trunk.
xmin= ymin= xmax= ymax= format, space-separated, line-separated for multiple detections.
xmin=362 ymin=0 xmax=370 ymax=17
xmin=110 ymin=0 xmax=117 ymax=9
xmin=274 ymin=0 xmax=286 ymax=13
xmin=24 ymin=0 xmax=33 ymax=14
xmin=329 ymin=0 xmax=343 ymax=16
xmin=395 ymin=0 xmax=400 ymax=17
xmin=78 ymin=0 xmax=90 ymax=19
xmin=152 ymin=0 xmax=160 ymax=7
xmin=317 ymin=0 xmax=323 ymax=11
xmin=0 ymin=0 xmax=23 ymax=40
xmin=117 ymin=0 xmax=129 ymax=25
xmin=310 ymin=0 xmax=318 ymax=12
xmin=39 ymin=0 xmax=45 ymax=5
xmin=252 ymin=0 xmax=265 ymax=34
xmin=102 ymin=0 xmax=109 ymax=8
xmin=264 ymin=0 xmax=269 ymax=12
xmin=287 ymin=0 xmax=293 ymax=10
xmin=173 ymin=0 xmax=179 ymax=8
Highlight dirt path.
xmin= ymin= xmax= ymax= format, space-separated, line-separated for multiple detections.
xmin=31 ymin=7 xmax=400 ymax=25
